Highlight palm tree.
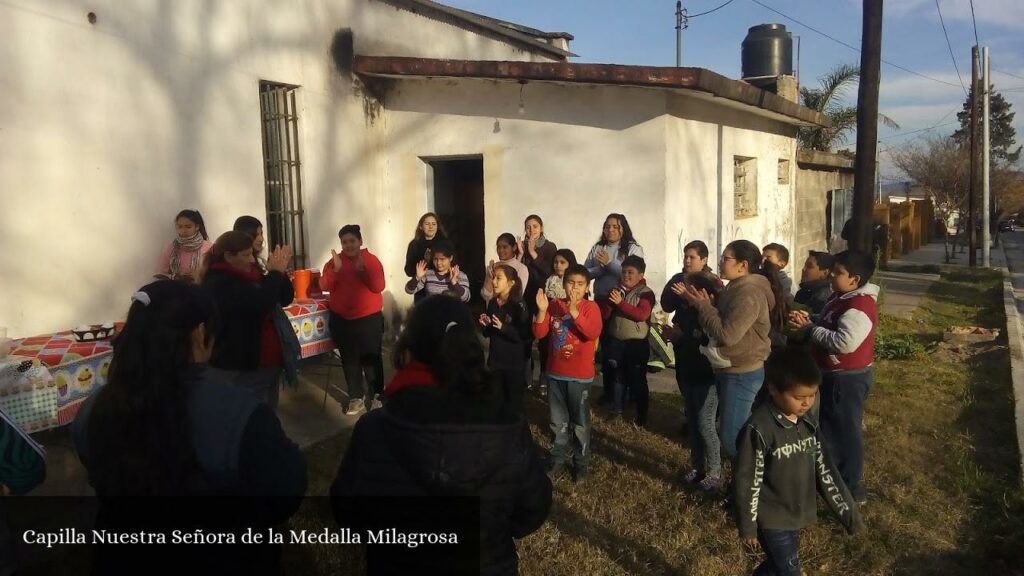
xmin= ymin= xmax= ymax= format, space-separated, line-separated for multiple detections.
xmin=799 ymin=63 xmax=899 ymax=151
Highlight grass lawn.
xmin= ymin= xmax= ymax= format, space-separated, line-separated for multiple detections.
xmin=291 ymin=268 xmax=1024 ymax=575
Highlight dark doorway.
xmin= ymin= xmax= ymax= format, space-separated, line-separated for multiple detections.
xmin=428 ymin=157 xmax=485 ymax=309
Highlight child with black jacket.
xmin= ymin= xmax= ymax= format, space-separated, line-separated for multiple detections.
xmin=734 ymin=347 xmax=861 ymax=576
xmin=479 ymin=264 xmax=533 ymax=412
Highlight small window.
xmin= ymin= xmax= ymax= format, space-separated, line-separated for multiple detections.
xmin=777 ymin=159 xmax=791 ymax=185
xmin=734 ymin=156 xmax=758 ymax=218
xmin=259 ymin=81 xmax=307 ymax=269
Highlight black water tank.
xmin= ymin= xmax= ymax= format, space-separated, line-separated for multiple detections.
xmin=742 ymin=23 xmax=793 ymax=81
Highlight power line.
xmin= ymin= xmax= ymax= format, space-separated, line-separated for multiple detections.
xmin=687 ymin=0 xmax=738 ymax=18
xmin=935 ymin=0 xmax=968 ymax=97
xmin=993 ymin=68 xmax=1024 ymax=83
xmin=878 ymin=107 xmax=960 ymax=142
xmin=749 ymin=0 xmax=963 ymax=89
xmin=968 ymin=0 xmax=981 ymax=47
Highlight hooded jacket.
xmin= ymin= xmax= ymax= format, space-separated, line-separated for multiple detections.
xmin=808 ymin=283 xmax=880 ymax=372
xmin=331 ymin=375 xmax=552 ymax=576
xmin=734 ymin=400 xmax=861 ymax=539
xmin=692 ymin=274 xmax=776 ymax=374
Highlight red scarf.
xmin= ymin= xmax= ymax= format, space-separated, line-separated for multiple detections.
xmin=383 ymin=361 xmax=439 ymax=397
xmin=210 ymin=261 xmax=261 ymax=282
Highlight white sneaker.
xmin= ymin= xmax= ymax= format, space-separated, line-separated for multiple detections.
xmin=345 ymin=397 xmax=365 ymax=415
xmin=370 ymin=394 xmax=383 ymax=410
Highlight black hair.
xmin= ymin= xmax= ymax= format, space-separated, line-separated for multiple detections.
xmin=339 ymin=224 xmax=362 ymax=241
xmin=553 ymin=248 xmax=577 ymax=268
xmin=683 ymin=270 xmax=722 ymax=297
xmin=563 ymin=264 xmax=590 ymax=284
xmin=726 ymin=240 xmax=788 ymax=332
xmin=765 ymin=347 xmax=822 ymax=393
xmin=492 ymin=264 xmax=523 ymax=302
xmin=622 ymin=255 xmax=646 ymax=274
xmin=684 ymin=240 xmax=710 ymax=260
xmin=86 ymin=280 xmax=218 ymax=496
xmin=176 ymin=210 xmax=208 ymax=241
xmin=598 ymin=213 xmax=639 ymax=260
xmin=524 ymin=214 xmax=544 ymax=228
xmin=807 ymin=250 xmax=835 ymax=271
xmin=763 ymin=242 xmax=790 ymax=266
xmin=833 ymin=249 xmax=875 ymax=287
xmin=431 ymin=239 xmax=456 ymax=259
xmin=413 ymin=212 xmax=448 ymax=241
xmin=496 ymin=233 xmax=518 ymax=257
xmin=233 ymin=215 xmax=262 ymax=240
xmin=393 ymin=295 xmax=490 ymax=398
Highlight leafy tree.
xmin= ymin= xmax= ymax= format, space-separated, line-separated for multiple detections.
xmin=891 ymin=136 xmax=968 ymax=261
xmin=952 ymin=84 xmax=1021 ymax=164
xmin=799 ymin=63 xmax=899 ymax=151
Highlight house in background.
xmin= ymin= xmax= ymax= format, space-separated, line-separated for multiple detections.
xmin=1 ymin=0 xmax=828 ymax=337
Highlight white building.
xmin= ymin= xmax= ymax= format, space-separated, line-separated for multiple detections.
xmin=0 ymin=0 xmax=827 ymax=337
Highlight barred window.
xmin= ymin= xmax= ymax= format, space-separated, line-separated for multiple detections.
xmin=259 ymin=81 xmax=307 ymax=269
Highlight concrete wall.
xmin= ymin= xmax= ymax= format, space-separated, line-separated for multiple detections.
xmin=666 ymin=95 xmax=799 ymax=284
xmin=0 ymin=0 xmax=558 ymax=337
xmin=379 ymin=78 xmax=669 ymax=305
xmin=794 ymin=152 xmax=855 ymax=267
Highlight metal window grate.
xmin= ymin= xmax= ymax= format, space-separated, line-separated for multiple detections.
xmin=259 ymin=81 xmax=307 ymax=269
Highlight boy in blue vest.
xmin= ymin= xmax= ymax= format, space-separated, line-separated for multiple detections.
xmin=788 ymin=249 xmax=879 ymax=504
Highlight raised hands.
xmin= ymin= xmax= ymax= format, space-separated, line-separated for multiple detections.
xmin=450 ymin=265 xmax=462 ymax=285
xmin=681 ymin=283 xmax=710 ymax=305
xmin=608 ymin=289 xmax=624 ymax=306
xmin=267 ymin=244 xmax=292 ymax=273
xmin=535 ymin=290 xmax=549 ymax=314
xmin=415 ymin=260 xmax=428 ymax=280
xmin=596 ymin=249 xmax=610 ymax=266
xmin=330 ymin=249 xmax=343 ymax=272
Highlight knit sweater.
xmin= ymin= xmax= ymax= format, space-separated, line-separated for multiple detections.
xmin=320 ymin=249 xmax=385 ymax=320
xmin=692 ymin=274 xmax=775 ymax=374
xmin=584 ymin=242 xmax=645 ymax=299
xmin=405 ymin=270 xmax=470 ymax=302
xmin=544 ymin=275 xmax=567 ymax=299
xmin=532 ymin=299 xmax=602 ymax=382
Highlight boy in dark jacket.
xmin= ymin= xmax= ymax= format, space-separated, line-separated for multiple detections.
xmin=794 ymin=251 xmax=834 ymax=315
xmin=734 ymin=348 xmax=861 ymax=576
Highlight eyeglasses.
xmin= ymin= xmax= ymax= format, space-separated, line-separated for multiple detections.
xmin=720 ymin=256 xmax=737 ymax=263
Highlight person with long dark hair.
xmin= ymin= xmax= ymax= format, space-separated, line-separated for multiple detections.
xmin=584 ymin=213 xmax=644 ymax=404
xmin=156 ymin=209 xmax=212 ymax=281
xmin=200 ymin=231 xmax=295 ymax=409
xmin=682 ymin=240 xmax=785 ymax=464
xmin=331 ymin=295 xmax=551 ymax=575
xmin=482 ymin=233 xmax=529 ymax=302
xmin=479 ymin=264 xmax=533 ymax=413
xmin=233 ymin=215 xmax=266 ymax=266
xmin=404 ymin=212 xmax=448 ymax=279
xmin=321 ymin=224 xmax=386 ymax=415
xmin=72 ymin=280 xmax=306 ymax=572
xmin=518 ymin=215 xmax=557 ymax=307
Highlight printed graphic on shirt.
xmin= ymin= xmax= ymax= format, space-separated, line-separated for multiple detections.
xmin=772 ymin=436 xmax=818 ymax=460
xmin=550 ymin=314 xmax=579 ymax=361
xmin=816 ymin=442 xmax=851 ymax=515
xmin=748 ymin=446 xmax=765 ymax=524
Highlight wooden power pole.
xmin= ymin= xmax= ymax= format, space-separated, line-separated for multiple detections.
xmin=969 ymin=45 xmax=978 ymax=266
xmin=851 ymin=0 xmax=883 ymax=254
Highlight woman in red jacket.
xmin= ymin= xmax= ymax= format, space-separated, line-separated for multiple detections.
xmin=321 ymin=224 xmax=386 ymax=415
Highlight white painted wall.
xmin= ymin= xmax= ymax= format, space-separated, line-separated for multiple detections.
xmin=0 ymin=0 xmax=558 ymax=337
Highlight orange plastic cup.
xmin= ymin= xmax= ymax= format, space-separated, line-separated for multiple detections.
xmin=293 ymin=269 xmax=312 ymax=300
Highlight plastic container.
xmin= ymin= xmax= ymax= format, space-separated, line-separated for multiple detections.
xmin=293 ymin=269 xmax=312 ymax=300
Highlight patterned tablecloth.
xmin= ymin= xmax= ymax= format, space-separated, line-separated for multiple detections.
xmin=0 ymin=298 xmax=333 ymax=432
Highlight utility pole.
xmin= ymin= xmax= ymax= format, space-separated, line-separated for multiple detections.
xmin=983 ymin=45 xmax=991 ymax=266
xmin=969 ymin=45 xmax=978 ymax=266
xmin=851 ymin=0 xmax=883 ymax=254
xmin=675 ymin=2 xmax=686 ymax=67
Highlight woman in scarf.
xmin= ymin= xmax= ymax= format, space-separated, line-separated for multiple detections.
xmin=156 ymin=210 xmax=213 ymax=282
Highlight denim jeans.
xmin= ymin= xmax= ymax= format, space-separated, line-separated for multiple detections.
xmin=753 ymin=528 xmax=800 ymax=576
xmin=716 ymin=367 xmax=765 ymax=461
xmin=819 ymin=368 xmax=873 ymax=500
xmin=549 ymin=378 xmax=593 ymax=468
xmin=678 ymin=375 xmax=721 ymax=478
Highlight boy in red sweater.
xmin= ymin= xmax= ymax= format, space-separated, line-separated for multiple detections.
xmin=533 ymin=264 xmax=603 ymax=482
xmin=788 ymin=249 xmax=879 ymax=504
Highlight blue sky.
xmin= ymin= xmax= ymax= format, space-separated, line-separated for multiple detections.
xmin=442 ymin=0 xmax=1024 ymax=180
